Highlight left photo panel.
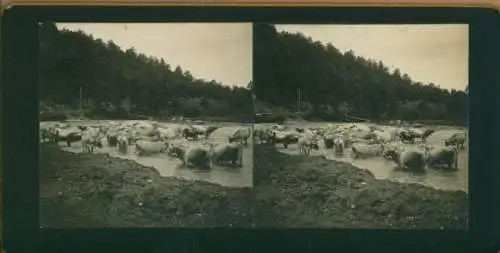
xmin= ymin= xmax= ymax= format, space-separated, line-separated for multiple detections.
xmin=38 ymin=23 xmax=254 ymax=228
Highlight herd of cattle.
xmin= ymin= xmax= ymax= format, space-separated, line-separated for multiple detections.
xmin=254 ymin=123 xmax=467 ymax=172
xmin=39 ymin=121 xmax=252 ymax=169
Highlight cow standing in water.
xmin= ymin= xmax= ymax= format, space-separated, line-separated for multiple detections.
xmin=81 ymin=132 xmax=95 ymax=153
xmin=445 ymin=132 xmax=467 ymax=150
xmin=384 ymin=147 xmax=426 ymax=172
xmin=117 ymin=134 xmax=128 ymax=154
xmin=228 ymin=127 xmax=251 ymax=146
xmin=209 ymin=142 xmax=244 ymax=167
xmin=333 ymin=135 xmax=345 ymax=156
xmin=423 ymin=145 xmax=458 ymax=170
xmin=297 ymin=134 xmax=319 ymax=156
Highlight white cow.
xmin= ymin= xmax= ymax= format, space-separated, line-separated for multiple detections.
xmin=351 ymin=143 xmax=385 ymax=159
xmin=297 ymin=134 xmax=319 ymax=156
xmin=228 ymin=127 xmax=251 ymax=146
xmin=135 ymin=140 xmax=168 ymax=156
xmin=385 ymin=147 xmax=426 ymax=171
xmin=423 ymin=145 xmax=458 ymax=170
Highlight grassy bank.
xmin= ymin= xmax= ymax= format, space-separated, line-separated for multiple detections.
xmin=253 ymin=144 xmax=468 ymax=229
xmin=39 ymin=144 xmax=252 ymax=228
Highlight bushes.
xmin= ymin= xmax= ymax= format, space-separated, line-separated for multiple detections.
xmin=40 ymin=111 xmax=68 ymax=121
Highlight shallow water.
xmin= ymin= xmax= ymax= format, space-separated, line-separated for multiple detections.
xmin=41 ymin=120 xmax=253 ymax=188
xmin=257 ymin=122 xmax=468 ymax=193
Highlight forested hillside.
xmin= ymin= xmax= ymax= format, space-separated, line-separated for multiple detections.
xmin=254 ymin=24 xmax=468 ymax=125
xmin=39 ymin=22 xmax=252 ymax=121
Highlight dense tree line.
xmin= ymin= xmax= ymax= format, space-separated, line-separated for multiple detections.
xmin=39 ymin=22 xmax=252 ymax=121
xmin=254 ymin=24 xmax=468 ymax=126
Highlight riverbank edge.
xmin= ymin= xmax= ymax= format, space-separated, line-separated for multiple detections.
xmin=39 ymin=143 xmax=468 ymax=229
xmin=253 ymin=144 xmax=468 ymax=229
xmin=39 ymin=144 xmax=253 ymax=228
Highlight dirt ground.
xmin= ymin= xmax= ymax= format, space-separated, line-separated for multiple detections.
xmin=39 ymin=144 xmax=252 ymax=228
xmin=253 ymin=144 xmax=468 ymax=229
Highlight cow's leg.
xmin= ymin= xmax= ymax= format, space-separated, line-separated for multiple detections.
xmin=448 ymin=161 xmax=453 ymax=170
xmin=66 ymin=141 xmax=71 ymax=147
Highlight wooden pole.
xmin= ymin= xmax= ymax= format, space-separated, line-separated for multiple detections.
xmin=297 ymin=88 xmax=301 ymax=113
xmin=79 ymin=86 xmax=83 ymax=117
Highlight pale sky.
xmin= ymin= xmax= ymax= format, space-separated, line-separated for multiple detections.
xmin=56 ymin=23 xmax=253 ymax=88
xmin=275 ymin=24 xmax=469 ymax=91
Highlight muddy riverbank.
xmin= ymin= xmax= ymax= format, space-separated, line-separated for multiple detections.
xmin=253 ymin=144 xmax=468 ymax=229
xmin=39 ymin=144 xmax=252 ymax=228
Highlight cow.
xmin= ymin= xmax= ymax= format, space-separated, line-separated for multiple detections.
xmin=273 ymin=131 xmax=299 ymax=149
xmin=209 ymin=142 xmax=243 ymax=167
xmin=271 ymin=125 xmax=287 ymax=132
xmin=349 ymin=138 xmax=380 ymax=145
xmin=192 ymin=125 xmax=219 ymax=139
xmin=297 ymin=134 xmax=319 ymax=156
xmin=351 ymin=143 xmax=385 ymax=159
xmin=333 ymin=136 xmax=345 ymax=156
xmin=399 ymin=130 xmax=418 ymax=144
xmin=421 ymin=129 xmax=436 ymax=143
xmin=92 ymin=133 xmax=105 ymax=148
xmin=384 ymin=147 xmax=426 ymax=172
xmin=350 ymin=130 xmax=376 ymax=140
xmin=204 ymin=126 xmax=219 ymax=139
xmin=106 ymin=130 xmax=119 ymax=147
xmin=228 ymin=127 xmax=251 ymax=146
xmin=40 ymin=128 xmax=51 ymax=143
xmin=323 ymin=135 xmax=334 ymax=149
xmin=295 ymin=128 xmax=305 ymax=133
xmin=182 ymin=146 xmax=212 ymax=169
xmin=423 ymin=146 xmax=458 ymax=170
xmin=444 ymin=132 xmax=467 ymax=150
xmin=373 ymin=130 xmax=393 ymax=143
xmin=183 ymin=127 xmax=199 ymax=140
xmin=135 ymin=140 xmax=168 ymax=156
xmin=254 ymin=128 xmax=274 ymax=144
xmin=53 ymin=128 xmax=82 ymax=147
xmin=80 ymin=132 xmax=95 ymax=153
xmin=117 ymin=134 xmax=128 ymax=154
xmin=47 ymin=127 xmax=59 ymax=143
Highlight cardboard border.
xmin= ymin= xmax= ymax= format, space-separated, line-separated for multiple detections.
xmin=1 ymin=0 xmax=500 ymax=8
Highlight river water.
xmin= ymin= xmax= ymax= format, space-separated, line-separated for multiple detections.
xmin=256 ymin=122 xmax=468 ymax=193
xmin=41 ymin=120 xmax=253 ymax=188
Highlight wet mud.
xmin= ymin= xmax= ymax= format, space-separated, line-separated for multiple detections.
xmin=253 ymin=144 xmax=468 ymax=229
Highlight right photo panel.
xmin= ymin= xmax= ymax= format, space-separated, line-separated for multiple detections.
xmin=252 ymin=23 xmax=469 ymax=229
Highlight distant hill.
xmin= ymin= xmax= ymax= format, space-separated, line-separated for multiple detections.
xmin=253 ymin=24 xmax=468 ymax=126
xmin=38 ymin=22 xmax=252 ymax=121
